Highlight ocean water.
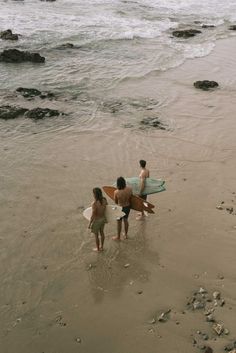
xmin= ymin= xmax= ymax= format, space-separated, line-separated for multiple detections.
xmin=0 ymin=0 xmax=236 ymax=96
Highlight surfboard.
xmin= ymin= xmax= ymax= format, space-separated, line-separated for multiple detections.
xmin=83 ymin=204 xmax=125 ymax=222
xmin=113 ymin=177 xmax=165 ymax=196
xmin=102 ymin=186 xmax=155 ymax=214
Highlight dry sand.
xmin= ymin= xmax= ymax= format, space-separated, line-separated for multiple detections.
xmin=0 ymin=37 xmax=236 ymax=353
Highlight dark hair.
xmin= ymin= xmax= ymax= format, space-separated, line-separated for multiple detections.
xmin=116 ymin=176 xmax=126 ymax=190
xmin=139 ymin=159 xmax=146 ymax=168
xmin=93 ymin=187 xmax=103 ymax=204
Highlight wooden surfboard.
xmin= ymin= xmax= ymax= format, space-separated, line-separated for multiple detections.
xmin=103 ymin=186 xmax=155 ymax=214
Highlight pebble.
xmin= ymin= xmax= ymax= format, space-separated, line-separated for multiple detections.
xmin=75 ymin=337 xmax=81 ymax=343
xmin=213 ymin=291 xmax=221 ymax=300
xmin=124 ymin=263 xmax=130 ymax=268
xmin=213 ymin=323 xmax=224 ymax=335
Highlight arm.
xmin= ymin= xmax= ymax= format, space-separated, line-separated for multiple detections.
xmin=88 ymin=202 xmax=96 ymax=229
xmin=139 ymin=176 xmax=145 ymax=195
xmin=114 ymin=190 xmax=118 ymax=205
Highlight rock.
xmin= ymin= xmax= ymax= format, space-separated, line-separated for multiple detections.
xmin=0 ymin=105 xmax=28 ymax=119
xmin=229 ymin=25 xmax=236 ymax=30
xmin=224 ymin=329 xmax=230 ymax=335
xmin=213 ymin=291 xmax=221 ymax=300
xmin=202 ymin=24 xmax=215 ymax=28
xmin=193 ymin=300 xmax=205 ymax=310
xmin=199 ymin=287 xmax=207 ymax=294
xmin=225 ymin=342 xmax=236 ymax=351
xmin=148 ymin=318 xmax=156 ymax=324
xmin=124 ymin=263 xmax=130 ymax=268
xmin=75 ymin=337 xmax=81 ymax=343
xmin=0 ymin=29 xmax=19 ymax=40
xmin=216 ymin=205 xmax=223 ymax=210
xmin=226 ymin=207 xmax=234 ymax=214
xmin=140 ymin=117 xmax=166 ymax=130
xmin=194 ymin=80 xmax=219 ymax=90
xmin=25 ymin=108 xmax=61 ymax=119
xmin=204 ymin=346 xmax=213 ymax=353
xmin=172 ymin=29 xmax=202 ymax=38
xmin=56 ymin=43 xmax=74 ymax=49
xmin=157 ymin=309 xmax=171 ymax=322
xmin=212 ymin=323 xmax=224 ymax=335
xmin=206 ymin=314 xmax=215 ymax=322
xmin=16 ymin=87 xmax=55 ymax=99
xmin=228 ymin=350 xmax=236 ymax=353
xmin=0 ymin=49 xmax=45 ymax=63
xmin=16 ymin=87 xmax=42 ymax=98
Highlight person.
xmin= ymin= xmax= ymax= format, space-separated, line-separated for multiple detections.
xmin=88 ymin=187 xmax=107 ymax=251
xmin=113 ymin=176 xmax=132 ymax=240
xmin=137 ymin=159 xmax=150 ymax=220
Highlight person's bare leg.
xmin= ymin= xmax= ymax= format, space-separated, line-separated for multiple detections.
xmin=124 ymin=218 xmax=129 ymax=238
xmin=93 ymin=232 xmax=100 ymax=251
xmin=100 ymin=226 xmax=105 ymax=250
xmin=112 ymin=219 xmax=122 ymax=240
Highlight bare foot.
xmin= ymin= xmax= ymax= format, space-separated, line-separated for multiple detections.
xmin=123 ymin=233 xmax=128 ymax=239
xmin=112 ymin=236 xmax=121 ymax=241
xmin=92 ymin=247 xmax=99 ymax=252
xmin=100 ymin=247 xmax=104 ymax=251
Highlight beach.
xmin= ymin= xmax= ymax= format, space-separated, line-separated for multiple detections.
xmin=0 ymin=33 xmax=236 ymax=353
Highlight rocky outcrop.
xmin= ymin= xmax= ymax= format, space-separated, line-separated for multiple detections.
xmin=16 ymin=87 xmax=55 ymax=99
xmin=202 ymin=24 xmax=215 ymax=28
xmin=0 ymin=29 xmax=19 ymax=40
xmin=56 ymin=43 xmax=74 ymax=49
xmin=229 ymin=25 xmax=236 ymax=30
xmin=0 ymin=105 xmax=28 ymax=119
xmin=140 ymin=117 xmax=166 ymax=130
xmin=0 ymin=49 xmax=45 ymax=63
xmin=172 ymin=29 xmax=202 ymax=38
xmin=194 ymin=80 xmax=219 ymax=90
xmin=25 ymin=108 xmax=61 ymax=120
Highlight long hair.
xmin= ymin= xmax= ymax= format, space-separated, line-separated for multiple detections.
xmin=93 ymin=187 xmax=103 ymax=204
xmin=116 ymin=176 xmax=126 ymax=190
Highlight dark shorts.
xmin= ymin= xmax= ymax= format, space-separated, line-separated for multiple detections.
xmin=119 ymin=206 xmax=131 ymax=220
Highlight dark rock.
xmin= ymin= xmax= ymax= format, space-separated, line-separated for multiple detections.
xmin=172 ymin=29 xmax=202 ymax=38
xmin=204 ymin=346 xmax=213 ymax=353
xmin=140 ymin=117 xmax=166 ymax=130
xmin=202 ymin=25 xmax=215 ymax=28
xmin=0 ymin=49 xmax=45 ymax=63
xmin=25 ymin=108 xmax=61 ymax=120
xmin=16 ymin=87 xmax=55 ymax=100
xmin=16 ymin=87 xmax=42 ymax=98
xmin=225 ymin=342 xmax=236 ymax=351
xmin=56 ymin=43 xmax=74 ymax=49
xmin=229 ymin=25 xmax=236 ymax=30
xmin=0 ymin=29 xmax=19 ymax=40
xmin=0 ymin=105 xmax=28 ymax=119
xmin=194 ymin=80 xmax=219 ymax=90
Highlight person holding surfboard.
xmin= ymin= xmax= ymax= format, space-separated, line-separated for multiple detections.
xmin=88 ymin=187 xmax=107 ymax=251
xmin=113 ymin=177 xmax=132 ymax=240
xmin=137 ymin=159 xmax=150 ymax=220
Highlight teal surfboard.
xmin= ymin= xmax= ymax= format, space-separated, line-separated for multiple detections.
xmin=113 ymin=177 xmax=166 ymax=196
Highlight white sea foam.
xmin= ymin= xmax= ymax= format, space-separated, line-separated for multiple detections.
xmin=0 ymin=0 xmax=235 ymax=92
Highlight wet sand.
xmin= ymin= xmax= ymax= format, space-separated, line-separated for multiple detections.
xmin=0 ymin=37 xmax=236 ymax=353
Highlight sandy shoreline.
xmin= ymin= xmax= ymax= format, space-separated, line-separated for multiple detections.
xmin=0 ymin=37 xmax=236 ymax=353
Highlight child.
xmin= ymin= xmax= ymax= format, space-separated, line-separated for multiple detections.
xmin=88 ymin=187 xmax=107 ymax=251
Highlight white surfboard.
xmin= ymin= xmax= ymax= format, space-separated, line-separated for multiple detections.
xmin=83 ymin=204 xmax=125 ymax=222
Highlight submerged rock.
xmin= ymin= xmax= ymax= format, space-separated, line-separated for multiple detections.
xmin=0 ymin=105 xmax=28 ymax=119
xmin=16 ymin=87 xmax=55 ymax=99
xmin=194 ymin=80 xmax=219 ymax=90
xmin=25 ymin=108 xmax=61 ymax=120
xmin=0 ymin=29 xmax=19 ymax=40
xmin=56 ymin=43 xmax=74 ymax=49
xmin=140 ymin=117 xmax=166 ymax=130
xmin=172 ymin=29 xmax=202 ymax=38
xmin=0 ymin=49 xmax=45 ymax=63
